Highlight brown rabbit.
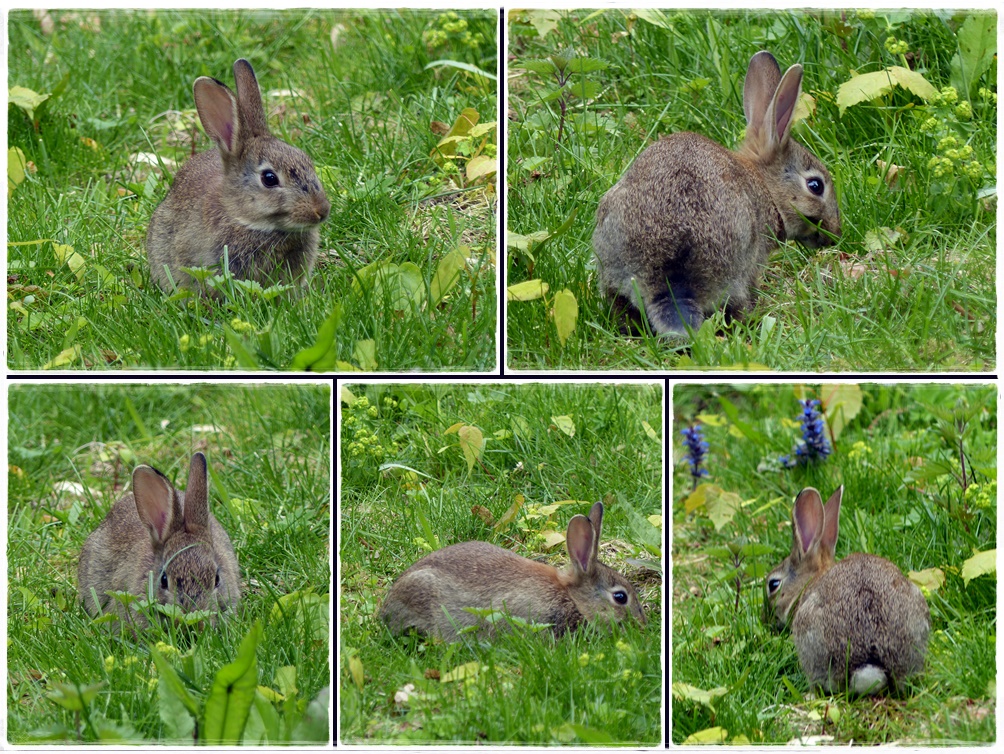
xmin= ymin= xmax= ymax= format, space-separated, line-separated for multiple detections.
xmin=78 ymin=452 xmax=241 ymax=630
xmin=147 ymin=58 xmax=330 ymax=293
xmin=380 ymin=502 xmax=646 ymax=640
xmin=593 ymin=51 xmax=841 ymax=336
xmin=764 ymin=487 xmax=930 ymax=694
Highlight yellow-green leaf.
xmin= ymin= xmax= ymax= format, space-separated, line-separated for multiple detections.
xmin=836 ymin=67 xmax=937 ymax=115
xmin=647 ymin=514 xmax=663 ymax=529
xmin=493 ymin=493 xmax=525 ymax=530
xmin=683 ymin=726 xmax=728 ymax=744
xmin=552 ymin=288 xmax=578 ymax=346
xmin=340 ymin=386 xmax=358 ymax=405
xmin=353 ymin=339 xmax=377 ymax=371
xmin=673 ymin=682 xmax=728 ymax=711
xmin=430 ymin=247 xmax=467 ymax=307
xmin=507 ymin=279 xmax=549 ymax=301
xmin=46 ymin=681 xmax=104 ymax=712
xmin=641 ymin=420 xmax=660 ymax=442
xmin=551 ymin=415 xmax=575 ymax=437
xmin=348 ymin=655 xmax=364 ymax=691
xmin=9 ymin=85 xmax=49 ymax=122
xmin=42 ymin=345 xmax=82 ymax=370
xmin=506 ymin=230 xmax=550 ymax=251
xmin=8 ymin=147 xmax=27 ymax=197
xmin=440 ymin=661 xmax=480 ymax=683
xmin=466 ymin=155 xmax=497 ymax=183
xmin=961 ymin=549 xmax=996 ymax=587
xmin=541 ymin=530 xmax=566 ymax=549
xmin=431 ymin=107 xmax=479 ymax=164
xmin=444 ymin=422 xmax=464 ymax=435
xmin=458 ymin=425 xmax=484 ymax=471
xmin=909 ymin=567 xmax=945 ymax=593
xmin=52 ymin=243 xmax=85 ymax=281
xmin=821 ymin=383 xmax=863 ymax=442
xmin=683 ymin=484 xmax=741 ymax=531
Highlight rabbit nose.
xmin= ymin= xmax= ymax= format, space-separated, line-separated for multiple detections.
xmin=313 ymin=194 xmax=331 ymax=222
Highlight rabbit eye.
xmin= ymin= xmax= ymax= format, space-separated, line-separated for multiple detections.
xmin=215 ymin=569 xmax=220 ymax=588
xmin=160 ymin=572 xmax=169 ymax=590
xmin=767 ymin=577 xmax=781 ymax=594
xmin=261 ymin=170 xmax=280 ymax=188
xmin=806 ymin=177 xmax=824 ymax=196
xmin=612 ymin=590 xmax=628 ymax=606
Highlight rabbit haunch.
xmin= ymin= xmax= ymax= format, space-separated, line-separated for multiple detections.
xmin=593 ymin=50 xmax=841 ymax=337
xmin=78 ymin=453 xmax=240 ymax=630
xmin=380 ymin=502 xmax=646 ymax=640
xmin=764 ymin=487 xmax=929 ymax=694
xmin=147 ymin=58 xmax=330 ymax=293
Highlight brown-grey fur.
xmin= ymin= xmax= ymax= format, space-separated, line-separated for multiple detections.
xmin=593 ymin=50 xmax=841 ymax=336
xmin=78 ymin=453 xmax=241 ymax=631
xmin=147 ymin=59 xmax=329 ymax=293
xmin=764 ymin=487 xmax=930 ymax=694
xmin=379 ymin=502 xmax=646 ymax=640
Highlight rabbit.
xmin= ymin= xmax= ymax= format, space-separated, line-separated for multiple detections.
xmin=763 ymin=486 xmax=930 ymax=695
xmin=78 ymin=452 xmax=241 ymax=630
xmin=147 ymin=58 xmax=330 ymax=294
xmin=593 ymin=50 xmax=841 ymax=337
xmin=380 ymin=502 xmax=646 ymax=640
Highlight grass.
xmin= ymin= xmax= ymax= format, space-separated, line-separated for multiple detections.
xmin=672 ymin=383 xmax=996 ymax=743
xmin=506 ymin=9 xmax=995 ymax=371
xmin=8 ymin=9 xmax=497 ymax=371
xmin=339 ymin=382 xmax=664 ymax=744
xmin=7 ymin=382 xmax=331 ymax=743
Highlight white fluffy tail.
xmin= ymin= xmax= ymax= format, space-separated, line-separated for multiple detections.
xmin=850 ymin=665 xmax=888 ymax=695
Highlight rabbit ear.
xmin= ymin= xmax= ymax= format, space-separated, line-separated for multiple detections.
xmin=232 ymin=59 xmax=270 ymax=139
xmin=184 ymin=452 xmax=210 ymax=532
xmin=566 ymin=514 xmax=597 ymax=575
xmin=133 ymin=466 xmax=180 ymax=544
xmin=587 ymin=501 xmax=604 ymax=559
xmin=763 ymin=64 xmax=803 ymax=150
xmin=194 ymin=76 xmax=241 ymax=156
xmin=743 ymin=51 xmax=782 ymax=129
xmin=791 ymin=488 xmax=824 ymax=558
xmin=819 ymin=485 xmax=843 ymax=554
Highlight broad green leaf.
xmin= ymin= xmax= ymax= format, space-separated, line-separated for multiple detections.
xmin=821 ymin=383 xmax=863 ymax=441
xmin=909 ymin=567 xmax=945 ymax=593
xmin=518 ymin=59 xmax=559 ymax=75
xmin=52 ymin=243 xmax=85 ymax=281
xmin=683 ymin=484 xmax=742 ymax=531
xmin=558 ymin=723 xmax=614 ymax=744
xmin=352 ymin=339 xmax=377 ymax=371
xmin=961 ymin=549 xmax=995 ymax=587
xmin=541 ymin=529 xmax=566 ymax=549
xmin=458 ymin=425 xmax=484 ymax=471
xmin=566 ymin=79 xmax=600 ymax=100
xmin=150 ymin=647 xmax=197 ymax=742
xmin=9 ymin=85 xmax=49 ymax=122
xmin=493 ymin=493 xmax=525 ymax=531
xmin=551 ymin=415 xmax=575 ymax=437
xmin=465 ymin=155 xmax=497 ymax=183
xmin=42 ymin=345 xmax=82 ymax=370
xmin=430 ymin=247 xmax=467 ymax=306
xmin=837 ymin=67 xmax=937 ymax=115
xmin=348 ymin=656 xmax=364 ymax=691
xmin=950 ymin=13 xmax=997 ymax=97
xmin=289 ymin=306 xmax=342 ymax=371
xmin=203 ymin=621 xmax=263 ymax=745
xmin=507 ymin=230 xmax=550 ymax=251
xmin=552 ymin=288 xmax=578 ymax=346
xmin=351 ymin=261 xmax=424 ymax=313
xmin=223 ymin=327 xmax=259 ymax=370
xmin=46 ymin=681 xmax=104 ymax=712
xmin=566 ymin=57 xmax=609 ymax=74
xmin=672 ymin=683 xmax=728 ymax=711
xmin=8 ymin=147 xmax=27 ymax=197
xmin=291 ymin=686 xmax=329 ymax=743
xmin=526 ymin=10 xmax=562 ymax=38
xmin=340 ymin=386 xmax=358 ymax=405
xmin=440 ymin=661 xmax=480 ymax=683
xmin=507 ymin=279 xmax=549 ymax=301
xmin=431 ymin=107 xmax=480 ymax=164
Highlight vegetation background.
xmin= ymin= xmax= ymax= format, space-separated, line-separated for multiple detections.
xmin=339 ymin=382 xmax=664 ymax=744
xmin=672 ymin=382 xmax=996 ymax=743
xmin=507 ymin=9 xmax=995 ymax=371
xmin=7 ymin=382 xmax=331 ymax=743
xmin=8 ymin=9 xmax=497 ymax=371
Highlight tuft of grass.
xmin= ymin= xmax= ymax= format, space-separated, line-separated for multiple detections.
xmin=672 ymin=383 xmax=995 ymax=744
xmin=506 ymin=10 xmax=995 ymax=371
xmin=8 ymin=9 xmax=497 ymax=371
xmin=339 ymin=382 xmax=664 ymax=744
xmin=7 ymin=383 xmax=331 ymax=743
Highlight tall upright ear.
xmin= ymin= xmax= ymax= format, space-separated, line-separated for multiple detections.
xmin=566 ymin=515 xmax=597 ymax=575
xmin=587 ymin=501 xmax=604 ymax=560
xmin=232 ymin=58 xmax=269 ymax=138
xmin=763 ymin=64 xmax=803 ymax=151
xmin=194 ymin=76 xmax=240 ymax=155
xmin=791 ymin=488 xmax=824 ymax=558
xmin=819 ymin=485 xmax=843 ymax=557
xmin=133 ymin=466 xmax=178 ymax=544
xmin=184 ymin=452 xmax=210 ymax=531
xmin=743 ymin=51 xmax=782 ymax=130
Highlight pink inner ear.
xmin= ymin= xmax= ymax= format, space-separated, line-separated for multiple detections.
xmin=566 ymin=516 xmax=595 ymax=572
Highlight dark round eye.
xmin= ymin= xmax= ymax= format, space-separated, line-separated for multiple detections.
xmin=767 ymin=578 xmax=781 ymax=594
xmin=215 ymin=569 xmax=221 ymax=588
xmin=160 ymin=572 xmax=169 ymax=590
xmin=612 ymin=590 xmax=628 ymax=605
xmin=261 ymin=170 xmax=280 ymax=188
xmin=806 ymin=177 xmax=824 ymax=196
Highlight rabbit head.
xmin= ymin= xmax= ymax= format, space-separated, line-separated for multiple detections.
xmin=739 ymin=51 xmax=841 ymax=249
xmin=147 ymin=59 xmax=330 ymax=293
xmin=763 ymin=485 xmax=841 ymax=631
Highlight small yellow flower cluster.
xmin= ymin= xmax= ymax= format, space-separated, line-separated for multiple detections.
xmin=847 ymin=440 xmax=873 ymax=462
xmin=884 ymin=37 xmax=909 ymax=55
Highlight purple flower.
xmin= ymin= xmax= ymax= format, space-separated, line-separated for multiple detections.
xmin=781 ymin=399 xmax=831 ymax=468
xmin=681 ymin=424 xmax=710 ymax=489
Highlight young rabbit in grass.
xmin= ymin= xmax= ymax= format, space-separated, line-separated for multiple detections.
xmin=380 ymin=502 xmax=646 ymax=640
xmin=764 ymin=486 xmax=930 ymax=695
xmin=78 ymin=452 xmax=241 ymax=630
xmin=147 ymin=58 xmax=330 ymax=293
xmin=593 ymin=50 xmax=841 ymax=336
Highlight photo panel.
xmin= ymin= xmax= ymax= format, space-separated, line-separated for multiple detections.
xmin=672 ymin=381 xmax=996 ymax=743
xmin=7 ymin=381 xmax=332 ymax=744
xmin=506 ymin=9 xmax=995 ymax=371
xmin=8 ymin=9 xmax=497 ymax=372
xmin=339 ymin=380 xmax=665 ymax=745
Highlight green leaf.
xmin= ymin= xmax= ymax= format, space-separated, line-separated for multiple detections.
xmin=718 ymin=396 xmax=767 ymax=443
xmin=566 ymin=79 xmax=600 ymax=100
xmin=672 ymin=683 xmax=728 ymax=712
xmin=517 ymin=59 xmax=559 ymax=76
xmin=8 ymin=146 xmax=27 ymax=197
xmin=558 ymin=723 xmax=615 ymax=744
xmin=352 ymin=339 xmax=377 ymax=371
xmin=465 ymin=155 xmax=497 ymax=183
xmin=203 ymin=621 xmax=263 ymax=745
xmin=458 ymin=425 xmax=484 ymax=471
xmin=46 ymin=681 xmax=104 ymax=712
xmin=552 ymin=288 xmax=578 ymax=346
xmin=289 ymin=306 xmax=342 ymax=372
xmin=836 ymin=66 xmax=937 ymax=115
xmin=507 ymin=279 xmax=549 ymax=302
xmin=9 ymin=85 xmax=50 ymax=122
xmin=150 ymin=646 xmax=197 ymax=742
xmin=551 ymin=414 xmax=575 ymax=437
xmin=351 ymin=261 xmax=425 ymax=313
xmin=223 ymin=327 xmax=259 ymax=369
xmin=950 ymin=13 xmax=997 ymax=97
xmin=683 ymin=484 xmax=742 ymax=531
xmin=961 ymin=549 xmax=996 ymax=587
xmin=821 ymin=383 xmax=863 ymax=442
xmin=291 ymin=686 xmax=330 ymax=743
xmin=565 ymin=57 xmax=609 ymax=74
xmin=430 ymin=247 xmax=467 ymax=307
xmin=909 ymin=567 xmax=945 ymax=593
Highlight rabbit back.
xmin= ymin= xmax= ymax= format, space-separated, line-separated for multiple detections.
xmin=146 ymin=58 xmax=330 ymax=293
xmin=594 ymin=132 xmax=779 ymax=335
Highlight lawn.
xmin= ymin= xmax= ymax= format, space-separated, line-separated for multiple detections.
xmin=507 ymin=9 xmax=995 ymax=371
xmin=7 ymin=382 xmax=331 ymax=743
xmin=672 ymin=382 xmax=996 ymax=743
xmin=339 ymin=382 xmax=664 ymax=744
xmin=8 ymin=9 xmax=497 ymax=371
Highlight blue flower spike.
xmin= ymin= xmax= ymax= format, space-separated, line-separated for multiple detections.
xmin=681 ymin=424 xmax=710 ymax=490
